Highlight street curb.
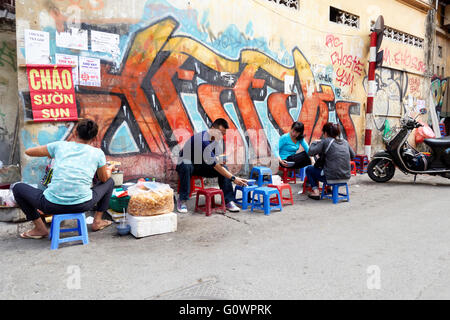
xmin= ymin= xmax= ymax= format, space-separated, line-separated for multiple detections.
xmin=0 ymin=221 xmax=34 ymax=239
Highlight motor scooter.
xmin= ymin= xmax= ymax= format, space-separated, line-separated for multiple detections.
xmin=368 ymin=110 xmax=450 ymax=183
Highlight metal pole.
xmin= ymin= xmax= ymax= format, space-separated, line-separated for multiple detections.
xmin=365 ymin=31 xmax=378 ymax=159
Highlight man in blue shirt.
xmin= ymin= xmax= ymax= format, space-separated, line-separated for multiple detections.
xmin=176 ymin=118 xmax=247 ymax=213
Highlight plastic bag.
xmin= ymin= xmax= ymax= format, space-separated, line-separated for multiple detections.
xmin=127 ymin=181 xmax=174 ymax=216
xmin=0 ymin=188 xmax=17 ymax=207
xmin=271 ymin=175 xmax=283 ymax=185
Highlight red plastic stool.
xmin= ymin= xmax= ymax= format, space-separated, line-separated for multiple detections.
xmin=302 ymin=176 xmax=329 ymax=194
xmin=195 ymin=188 xmax=226 ymax=216
xmin=302 ymin=176 xmax=312 ymax=194
xmin=178 ymin=176 xmax=205 ymax=198
xmin=350 ymin=161 xmax=357 ymax=176
xmin=267 ymin=184 xmax=294 ymax=206
xmin=279 ymin=166 xmax=296 ymax=184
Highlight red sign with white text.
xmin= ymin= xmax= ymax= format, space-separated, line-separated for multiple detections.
xmin=27 ymin=65 xmax=78 ymax=122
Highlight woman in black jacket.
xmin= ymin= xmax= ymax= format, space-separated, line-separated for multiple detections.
xmin=305 ymin=123 xmax=355 ymax=200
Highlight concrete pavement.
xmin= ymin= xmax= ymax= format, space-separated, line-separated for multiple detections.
xmin=1 ymin=173 xmax=450 ymax=300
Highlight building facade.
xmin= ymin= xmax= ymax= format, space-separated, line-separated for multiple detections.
xmin=0 ymin=0 xmax=449 ymax=186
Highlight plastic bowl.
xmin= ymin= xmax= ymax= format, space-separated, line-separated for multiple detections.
xmin=117 ymin=224 xmax=131 ymax=236
xmin=285 ymin=161 xmax=296 ymax=167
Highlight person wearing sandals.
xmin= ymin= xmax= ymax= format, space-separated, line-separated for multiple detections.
xmin=276 ymin=121 xmax=312 ymax=169
xmin=176 ymin=118 xmax=248 ymax=213
xmin=12 ymin=119 xmax=115 ymax=239
xmin=305 ymin=122 xmax=355 ymax=200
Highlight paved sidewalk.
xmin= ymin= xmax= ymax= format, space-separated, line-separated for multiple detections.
xmin=1 ymin=173 xmax=450 ymax=299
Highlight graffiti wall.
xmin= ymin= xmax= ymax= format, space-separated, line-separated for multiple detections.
xmin=431 ymin=76 xmax=448 ymax=117
xmin=363 ymin=66 xmax=429 ymax=148
xmin=17 ymin=0 xmax=429 ymax=184
xmin=0 ymin=30 xmax=18 ymax=167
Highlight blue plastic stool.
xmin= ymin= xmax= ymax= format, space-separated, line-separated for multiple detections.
xmin=294 ymin=167 xmax=306 ymax=181
xmin=250 ymin=187 xmax=282 ymax=215
xmin=249 ymin=167 xmax=273 ymax=187
xmin=49 ymin=213 xmax=89 ymax=250
xmin=320 ymin=183 xmax=350 ymax=204
xmin=234 ymin=185 xmax=258 ymax=210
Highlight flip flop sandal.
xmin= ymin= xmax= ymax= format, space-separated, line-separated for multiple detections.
xmin=308 ymin=194 xmax=321 ymax=200
xmin=20 ymin=232 xmax=46 ymax=239
xmin=92 ymin=221 xmax=112 ymax=232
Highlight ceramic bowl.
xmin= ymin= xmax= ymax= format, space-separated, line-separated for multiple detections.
xmin=117 ymin=224 xmax=131 ymax=236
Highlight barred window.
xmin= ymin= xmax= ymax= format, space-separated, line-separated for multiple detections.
xmin=371 ymin=22 xmax=424 ymax=49
xmin=438 ymin=46 xmax=442 ymax=58
xmin=266 ymin=0 xmax=299 ymax=10
xmin=330 ymin=6 xmax=359 ymax=29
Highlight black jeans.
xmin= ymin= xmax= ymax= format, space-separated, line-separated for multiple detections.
xmin=12 ymin=179 xmax=114 ymax=221
xmin=281 ymin=151 xmax=312 ymax=169
xmin=176 ymin=162 xmax=235 ymax=203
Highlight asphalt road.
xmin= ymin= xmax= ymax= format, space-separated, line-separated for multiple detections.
xmin=1 ymin=172 xmax=449 ymax=300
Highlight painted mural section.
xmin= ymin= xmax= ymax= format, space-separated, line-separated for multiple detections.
xmin=15 ymin=0 xmax=431 ymax=185
xmin=0 ymin=31 xmax=18 ymax=167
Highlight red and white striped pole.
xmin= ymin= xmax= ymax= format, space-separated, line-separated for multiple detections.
xmin=365 ymin=31 xmax=378 ymax=159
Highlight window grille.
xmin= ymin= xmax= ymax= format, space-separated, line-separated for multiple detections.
xmin=330 ymin=6 xmax=359 ymax=29
xmin=266 ymin=0 xmax=299 ymax=10
xmin=371 ymin=22 xmax=424 ymax=49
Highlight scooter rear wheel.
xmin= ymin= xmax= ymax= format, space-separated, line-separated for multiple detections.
xmin=368 ymin=158 xmax=396 ymax=183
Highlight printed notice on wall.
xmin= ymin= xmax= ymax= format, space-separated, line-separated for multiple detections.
xmin=55 ymin=54 xmax=79 ymax=85
xmin=27 ymin=65 xmax=78 ymax=122
xmin=91 ymin=30 xmax=120 ymax=57
xmin=24 ymin=29 xmax=50 ymax=64
xmin=79 ymin=56 xmax=101 ymax=87
xmin=56 ymin=28 xmax=88 ymax=51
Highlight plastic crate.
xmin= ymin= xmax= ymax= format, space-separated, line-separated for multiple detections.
xmin=109 ymin=195 xmax=130 ymax=212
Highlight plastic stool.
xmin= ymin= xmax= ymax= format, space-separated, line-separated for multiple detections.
xmin=177 ymin=175 xmax=205 ymax=198
xmin=302 ymin=176 xmax=328 ymax=194
xmin=195 ymin=188 xmax=226 ymax=216
xmin=439 ymin=124 xmax=446 ymax=136
xmin=234 ymin=184 xmax=258 ymax=210
xmin=350 ymin=161 xmax=357 ymax=176
xmin=354 ymin=155 xmax=369 ymax=174
xmin=279 ymin=166 xmax=296 ymax=184
xmin=250 ymin=187 xmax=282 ymax=215
xmin=295 ymin=167 xmax=306 ymax=181
xmin=49 ymin=213 xmax=89 ymax=250
xmin=250 ymin=167 xmax=273 ymax=187
xmin=320 ymin=183 xmax=350 ymax=204
xmin=267 ymin=184 xmax=294 ymax=206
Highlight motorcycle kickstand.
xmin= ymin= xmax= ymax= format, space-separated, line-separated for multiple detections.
xmin=414 ymin=175 xmax=417 ymax=184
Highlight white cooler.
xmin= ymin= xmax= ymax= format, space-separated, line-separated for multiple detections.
xmin=127 ymin=212 xmax=177 ymax=238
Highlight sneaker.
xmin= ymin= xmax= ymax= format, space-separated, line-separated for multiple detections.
xmin=226 ymin=201 xmax=240 ymax=213
xmin=177 ymin=198 xmax=188 ymax=213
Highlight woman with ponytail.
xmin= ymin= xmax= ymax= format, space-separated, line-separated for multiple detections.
xmin=13 ymin=119 xmax=115 ymax=239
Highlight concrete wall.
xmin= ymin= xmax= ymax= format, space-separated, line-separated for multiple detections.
xmin=14 ymin=0 xmax=435 ymax=184
xmin=0 ymin=30 xmax=18 ymax=166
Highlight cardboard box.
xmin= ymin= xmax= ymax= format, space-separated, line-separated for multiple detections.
xmin=127 ymin=212 xmax=177 ymax=238
xmin=106 ymin=209 xmax=125 ymax=223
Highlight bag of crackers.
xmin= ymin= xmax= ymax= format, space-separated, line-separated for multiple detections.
xmin=127 ymin=181 xmax=174 ymax=216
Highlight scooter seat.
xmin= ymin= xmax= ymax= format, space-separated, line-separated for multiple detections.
xmin=424 ymin=137 xmax=450 ymax=149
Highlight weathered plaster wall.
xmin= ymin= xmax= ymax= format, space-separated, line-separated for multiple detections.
xmin=14 ymin=0 xmax=433 ymax=184
xmin=0 ymin=30 xmax=18 ymax=166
